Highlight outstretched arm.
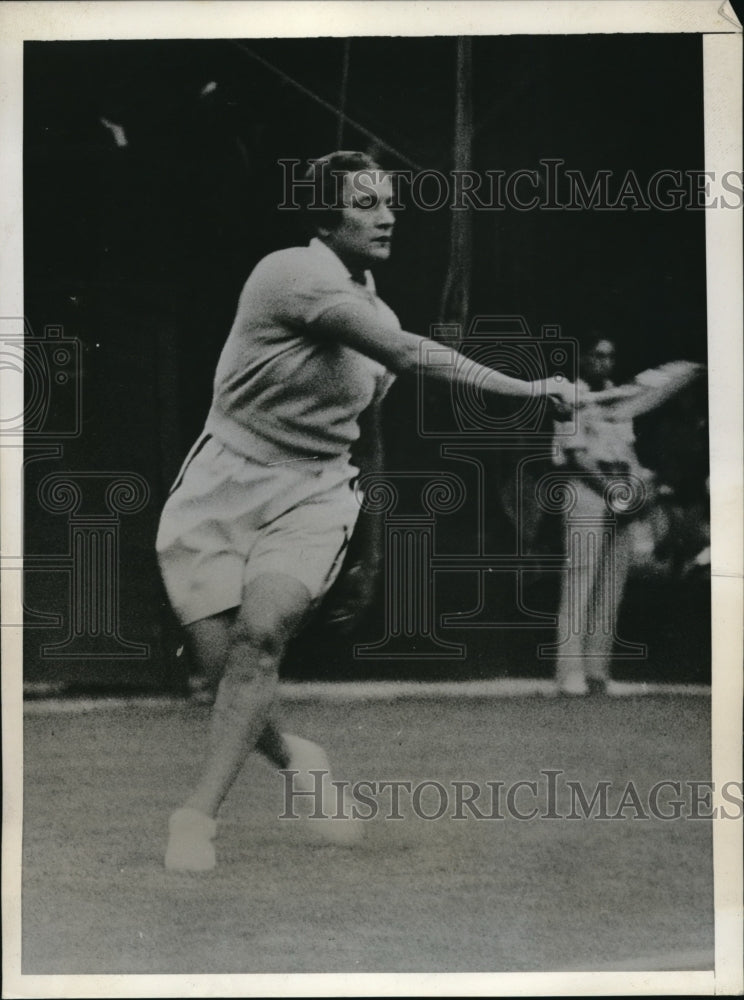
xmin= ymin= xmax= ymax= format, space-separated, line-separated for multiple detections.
xmin=310 ymin=300 xmax=573 ymax=415
xmin=588 ymin=361 xmax=705 ymax=419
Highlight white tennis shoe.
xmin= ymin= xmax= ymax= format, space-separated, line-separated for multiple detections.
xmin=282 ymin=733 xmax=365 ymax=846
xmin=165 ymin=807 xmax=217 ymax=872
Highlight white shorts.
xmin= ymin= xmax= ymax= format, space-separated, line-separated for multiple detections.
xmin=156 ymin=434 xmax=361 ymax=625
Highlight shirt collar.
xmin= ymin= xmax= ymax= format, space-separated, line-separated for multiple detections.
xmin=309 ymin=237 xmax=375 ymax=293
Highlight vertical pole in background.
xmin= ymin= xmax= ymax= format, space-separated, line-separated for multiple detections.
xmin=439 ymin=36 xmax=473 ymax=330
xmin=336 ymin=39 xmax=351 ymax=149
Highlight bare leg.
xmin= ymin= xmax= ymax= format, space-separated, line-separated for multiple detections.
xmin=183 ymin=573 xmax=312 ymax=819
xmin=166 ymin=571 xmax=364 ymax=869
xmin=255 ymin=720 xmax=291 ymax=768
xmin=185 ymin=610 xmax=289 ymax=765
xmin=185 ymin=609 xmax=234 ymax=691
xmin=165 ymin=574 xmax=312 ymax=871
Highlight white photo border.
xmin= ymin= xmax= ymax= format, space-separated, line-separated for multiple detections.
xmin=1 ymin=2 xmax=741 ymax=997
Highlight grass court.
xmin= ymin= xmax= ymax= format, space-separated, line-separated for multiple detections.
xmin=22 ymin=688 xmax=713 ymax=975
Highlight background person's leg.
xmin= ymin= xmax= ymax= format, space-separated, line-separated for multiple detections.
xmin=584 ymin=520 xmax=632 ymax=688
xmin=555 ymin=522 xmax=594 ymax=695
xmin=555 ymin=482 xmax=607 ymax=695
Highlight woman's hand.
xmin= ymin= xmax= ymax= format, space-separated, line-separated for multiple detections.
xmin=543 ymin=375 xmax=576 ymax=420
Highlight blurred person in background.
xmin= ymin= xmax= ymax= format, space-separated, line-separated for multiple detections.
xmin=552 ymin=335 xmax=704 ymax=695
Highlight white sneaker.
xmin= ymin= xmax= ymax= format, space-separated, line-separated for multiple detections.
xmin=282 ymin=733 xmax=364 ymax=846
xmin=165 ymin=807 xmax=217 ymax=871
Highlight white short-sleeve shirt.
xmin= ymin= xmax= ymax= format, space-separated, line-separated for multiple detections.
xmin=205 ymin=238 xmax=397 ymax=463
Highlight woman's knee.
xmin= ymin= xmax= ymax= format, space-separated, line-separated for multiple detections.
xmin=239 ymin=574 xmax=312 ymax=639
xmin=223 ymin=619 xmax=282 ymax=684
xmin=232 ymin=614 xmax=283 ymax=656
xmin=225 ymin=574 xmax=313 ymax=681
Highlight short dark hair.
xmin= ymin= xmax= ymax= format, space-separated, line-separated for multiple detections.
xmin=303 ymin=150 xmax=383 ymax=232
xmin=581 ymin=333 xmax=616 ymax=357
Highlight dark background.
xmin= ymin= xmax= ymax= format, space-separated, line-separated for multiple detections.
xmin=23 ymin=34 xmax=711 ymax=692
